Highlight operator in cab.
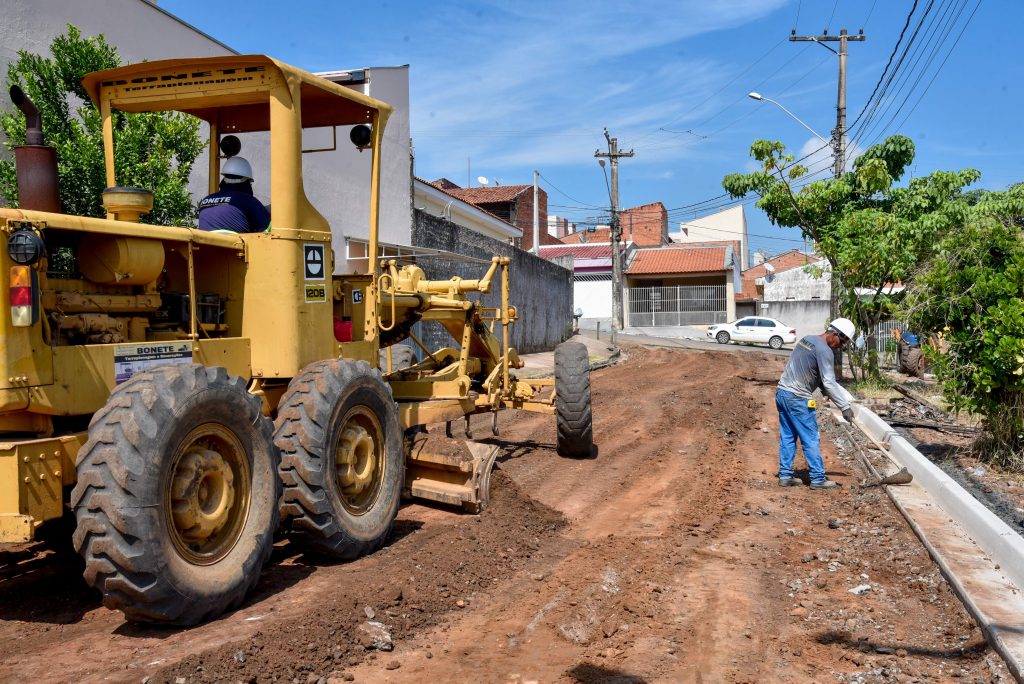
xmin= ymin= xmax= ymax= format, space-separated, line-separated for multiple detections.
xmin=197 ymin=156 xmax=270 ymax=233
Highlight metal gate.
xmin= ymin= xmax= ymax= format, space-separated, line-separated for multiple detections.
xmin=626 ymin=285 xmax=727 ymax=327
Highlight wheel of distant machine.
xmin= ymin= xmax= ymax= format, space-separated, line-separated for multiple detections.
xmin=554 ymin=340 xmax=594 ymax=458
xmin=72 ymin=364 xmax=280 ymax=625
xmin=380 ymin=343 xmax=417 ymax=371
xmin=274 ymin=359 xmax=404 ymax=558
xmin=769 ymin=335 xmax=784 ymax=350
xmin=716 ymin=331 xmax=731 ymax=344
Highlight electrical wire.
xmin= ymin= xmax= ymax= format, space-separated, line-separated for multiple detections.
xmin=856 ymin=0 xmax=976 ymax=147
xmin=847 ymin=0 xmax=920 ymax=132
xmin=848 ymin=0 xmax=937 ymax=142
xmin=852 ymin=0 xmax=959 ymax=145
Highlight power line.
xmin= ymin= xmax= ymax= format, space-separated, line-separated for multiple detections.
xmin=888 ymin=0 xmax=981 ymax=137
xmin=537 ymin=172 xmax=603 ymax=209
xmin=847 ymin=0 xmax=919 ymax=131
xmin=848 ymin=0 xmax=936 ymax=141
xmin=853 ymin=0 xmax=958 ymax=145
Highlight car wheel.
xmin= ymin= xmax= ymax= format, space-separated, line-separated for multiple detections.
xmin=715 ymin=331 xmax=730 ymax=344
xmin=769 ymin=336 xmax=784 ymax=350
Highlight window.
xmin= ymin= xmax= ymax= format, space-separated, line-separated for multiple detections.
xmin=736 ymin=318 xmax=755 ymax=327
xmin=757 ymin=319 xmax=775 ymax=327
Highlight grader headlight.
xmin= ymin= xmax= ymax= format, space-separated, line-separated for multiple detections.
xmin=7 ymin=228 xmax=45 ymax=266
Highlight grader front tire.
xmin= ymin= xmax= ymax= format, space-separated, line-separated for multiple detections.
xmin=274 ymin=359 xmax=403 ymax=559
xmin=71 ymin=364 xmax=280 ymax=625
xmin=555 ymin=341 xmax=594 ymax=458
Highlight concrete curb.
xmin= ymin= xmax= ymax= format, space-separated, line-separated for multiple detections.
xmin=589 ymin=347 xmax=621 ymax=371
xmin=838 ymin=387 xmax=1024 ymax=681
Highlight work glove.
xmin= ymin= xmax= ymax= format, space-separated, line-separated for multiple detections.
xmin=842 ymin=407 xmax=854 ymax=423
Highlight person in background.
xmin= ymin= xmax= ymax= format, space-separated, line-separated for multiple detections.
xmin=198 ymin=156 xmax=270 ymax=233
xmin=776 ymin=318 xmax=856 ymax=490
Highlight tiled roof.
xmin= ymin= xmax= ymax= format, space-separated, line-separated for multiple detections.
xmin=627 ymin=247 xmax=727 ymax=275
xmin=560 ymin=228 xmax=611 ymax=244
xmin=440 ymin=185 xmax=532 ymax=204
xmin=539 ymin=244 xmax=613 ymax=260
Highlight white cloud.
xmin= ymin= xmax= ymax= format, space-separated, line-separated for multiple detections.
xmin=407 ymin=0 xmax=790 ymax=179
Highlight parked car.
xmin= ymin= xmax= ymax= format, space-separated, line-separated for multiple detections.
xmin=707 ymin=317 xmax=797 ymax=350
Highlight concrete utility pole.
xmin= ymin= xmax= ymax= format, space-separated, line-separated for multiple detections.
xmin=594 ymin=128 xmax=633 ymax=331
xmin=789 ymin=28 xmax=865 ymax=178
xmin=790 ymin=28 xmax=865 ymax=377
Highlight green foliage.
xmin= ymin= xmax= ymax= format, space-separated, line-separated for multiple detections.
xmin=905 ymin=185 xmax=1024 ymax=469
xmin=723 ymin=135 xmax=978 ymax=380
xmin=0 ymin=25 xmax=204 ymax=225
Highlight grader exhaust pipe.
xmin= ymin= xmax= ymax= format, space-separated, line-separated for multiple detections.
xmin=10 ymin=85 xmax=60 ymax=213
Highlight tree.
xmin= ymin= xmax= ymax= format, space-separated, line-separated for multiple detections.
xmin=0 ymin=25 xmax=204 ymax=225
xmin=722 ymin=136 xmax=978 ymax=380
xmin=904 ymin=185 xmax=1024 ymax=470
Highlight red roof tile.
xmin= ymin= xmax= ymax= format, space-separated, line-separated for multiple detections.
xmin=627 ymin=247 xmax=727 ymax=275
xmin=441 ymin=185 xmax=532 ymax=204
xmin=538 ymin=244 xmax=613 ymax=260
xmin=560 ymin=228 xmax=610 ymax=244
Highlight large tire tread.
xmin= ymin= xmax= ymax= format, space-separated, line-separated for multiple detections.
xmin=274 ymin=359 xmax=403 ymax=559
xmin=71 ymin=364 xmax=279 ymax=625
xmin=554 ymin=341 xmax=594 ymax=458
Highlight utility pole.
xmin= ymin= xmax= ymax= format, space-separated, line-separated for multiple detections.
xmin=789 ymin=28 xmax=865 ymax=178
xmin=790 ymin=28 xmax=865 ymax=377
xmin=594 ymin=128 xmax=633 ymax=331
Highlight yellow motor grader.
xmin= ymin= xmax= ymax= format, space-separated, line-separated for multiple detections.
xmin=0 ymin=55 xmax=592 ymax=624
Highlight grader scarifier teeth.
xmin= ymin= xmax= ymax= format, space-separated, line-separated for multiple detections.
xmin=404 ymin=434 xmax=500 ymax=513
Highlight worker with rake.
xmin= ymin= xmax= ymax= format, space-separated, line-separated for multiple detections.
xmin=776 ymin=318 xmax=856 ymax=490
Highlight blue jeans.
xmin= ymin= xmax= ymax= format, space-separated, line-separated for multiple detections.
xmin=776 ymin=388 xmax=826 ymax=483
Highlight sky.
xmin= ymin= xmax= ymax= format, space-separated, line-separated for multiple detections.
xmin=161 ymin=0 xmax=1015 ymax=261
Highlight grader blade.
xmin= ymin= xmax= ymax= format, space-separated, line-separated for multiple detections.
xmin=404 ymin=433 xmax=500 ymax=513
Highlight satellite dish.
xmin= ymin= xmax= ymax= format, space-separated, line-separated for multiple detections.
xmin=477 ymin=176 xmax=489 ymax=186
xmin=764 ymin=262 xmax=776 ymax=273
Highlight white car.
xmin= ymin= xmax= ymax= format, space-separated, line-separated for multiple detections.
xmin=707 ymin=317 xmax=797 ymax=350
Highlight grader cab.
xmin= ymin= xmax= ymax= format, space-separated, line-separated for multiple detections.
xmin=0 ymin=55 xmax=592 ymax=624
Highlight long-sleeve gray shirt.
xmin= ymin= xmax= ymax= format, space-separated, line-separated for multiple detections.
xmin=778 ymin=335 xmax=850 ymax=411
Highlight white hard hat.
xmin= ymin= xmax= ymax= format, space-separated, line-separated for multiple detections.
xmin=829 ymin=317 xmax=856 ymax=341
xmin=221 ymin=156 xmax=253 ymax=183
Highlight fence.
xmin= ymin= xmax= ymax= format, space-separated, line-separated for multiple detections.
xmin=855 ymin=319 xmax=902 ymax=369
xmin=626 ymin=285 xmax=727 ymax=327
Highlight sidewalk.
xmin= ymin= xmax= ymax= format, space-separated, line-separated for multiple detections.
xmin=515 ymin=334 xmax=621 ymax=379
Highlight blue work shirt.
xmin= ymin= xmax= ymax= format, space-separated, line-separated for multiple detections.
xmin=198 ymin=189 xmax=270 ymax=233
xmin=777 ymin=335 xmax=850 ymax=411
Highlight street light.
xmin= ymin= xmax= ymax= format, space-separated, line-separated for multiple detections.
xmin=747 ymin=92 xmax=831 ymax=146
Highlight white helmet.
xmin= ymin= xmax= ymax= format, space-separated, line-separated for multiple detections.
xmin=221 ymin=156 xmax=253 ymax=183
xmin=828 ymin=317 xmax=856 ymax=341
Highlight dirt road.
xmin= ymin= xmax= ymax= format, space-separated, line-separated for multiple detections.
xmin=0 ymin=346 xmax=1011 ymax=683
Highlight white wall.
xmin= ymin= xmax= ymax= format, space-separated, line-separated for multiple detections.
xmin=575 ymin=279 xmax=612 ymax=320
xmin=763 ymin=259 xmax=830 ymax=302
xmin=671 ymin=205 xmax=748 ymax=269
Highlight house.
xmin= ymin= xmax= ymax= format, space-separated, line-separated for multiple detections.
xmin=560 ymin=201 xmax=668 ymax=246
xmin=429 ymin=180 xmax=559 ymax=252
xmin=735 ymin=249 xmax=817 ymax=316
xmin=413 ymin=178 xmax=521 ymax=243
xmin=623 ymin=244 xmax=740 ymax=328
xmin=737 ymin=251 xmax=831 ymax=340
xmin=670 ymin=205 xmax=749 ymax=269
xmin=537 ymin=242 xmax=634 ymax=325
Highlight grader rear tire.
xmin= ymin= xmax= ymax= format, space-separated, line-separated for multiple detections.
xmin=71 ymin=364 xmax=280 ymax=625
xmin=274 ymin=359 xmax=403 ymax=558
xmin=555 ymin=341 xmax=594 ymax=458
